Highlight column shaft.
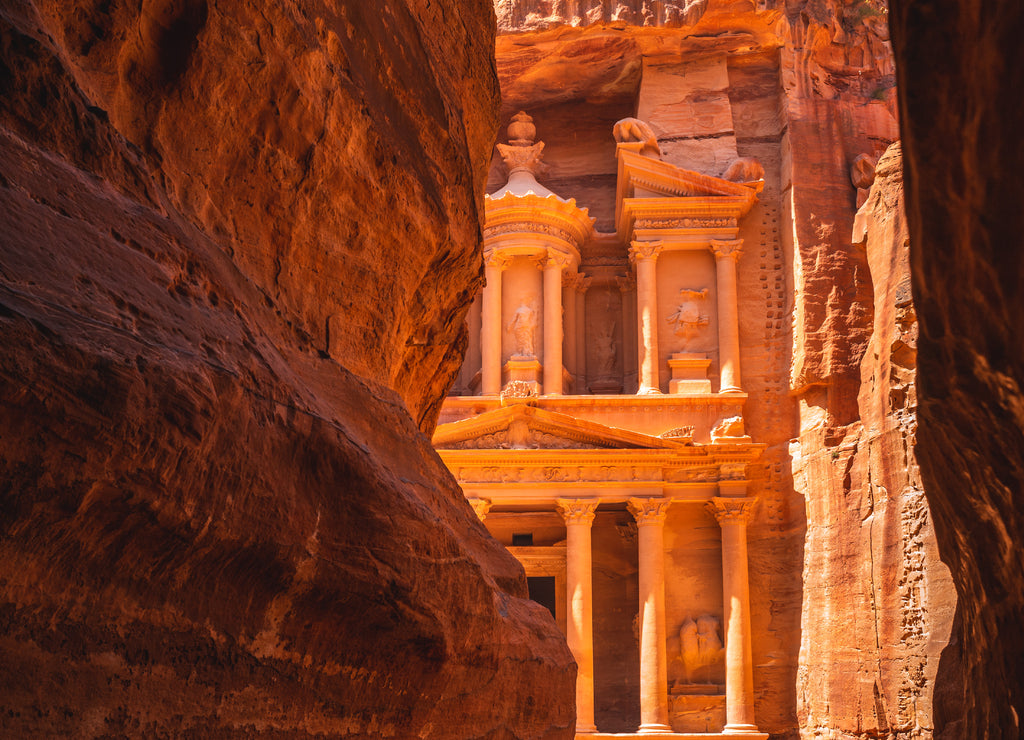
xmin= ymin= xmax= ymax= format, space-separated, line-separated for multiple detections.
xmin=630 ymin=242 xmax=662 ymax=394
xmin=712 ymin=240 xmax=743 ymax=393
xmin=563 ymin=274 xmax=577 ymax=390
xmin=710 ymin=496 xmax=759 ymax=734
xmin=543 ymin=255 xmax=566 ymax=394
xmin=481 ymin=255 xmax=506 ymax=395
xmin=558 ymin=499 xmax=599 ymax=733
xmin=628 ymin=498 xmax=672 ymax=733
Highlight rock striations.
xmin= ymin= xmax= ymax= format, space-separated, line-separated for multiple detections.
xmin=0 ymin=0 xmax=574 ymax=737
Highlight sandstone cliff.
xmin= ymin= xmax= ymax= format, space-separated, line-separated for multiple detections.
xmin=792 ymin=143 xmax=955 ymax=738
xmin=0 ymin=1 xmax=575 ymax=737
xmin=890 ymin=0 xmax=1024 ymax=735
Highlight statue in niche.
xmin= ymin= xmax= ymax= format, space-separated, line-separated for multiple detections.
xmin=679 ymin=615 xmax=724 ymax=685
xmin=508 ymin=300 xmax=537 ymax=358
xmin=593 ymin=322 xmax=617 ymax=379
xmin=667 ymin=288 xmax=710 ymax=344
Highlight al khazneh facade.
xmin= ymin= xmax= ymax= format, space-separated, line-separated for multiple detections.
xmin=434 ymin=111 xmax=769 ymax=738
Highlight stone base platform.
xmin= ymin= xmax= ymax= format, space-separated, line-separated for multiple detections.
xmin=580 ymin=734 xmax=768 ymax=740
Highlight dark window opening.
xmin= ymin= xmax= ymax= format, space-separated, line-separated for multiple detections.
xmin=527 ymin=576 xmax=557 ymax=619
xmin=512 ymin=532 xmax=534 ymax=546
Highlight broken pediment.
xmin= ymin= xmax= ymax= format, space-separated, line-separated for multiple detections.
xmin=615 ymin=146 xmax=759 ymax=240
xmin=432 ymin=403 xmax=692 ymax=451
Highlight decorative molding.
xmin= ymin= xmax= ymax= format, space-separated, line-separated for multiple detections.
xmin=628 ymin=497 xmax=672 ymax=524
xmin=710 ymin=238 xmax=744 ymax=262
xmin=484 ymin=220 xmax=577 ymax=245
xmin=557 ymin=498 xmax=599 ymax=525
xmin=707 ymin=496 xmax=757 ymax=525
xmin=635 ymin=217 xmax=737 ymax=230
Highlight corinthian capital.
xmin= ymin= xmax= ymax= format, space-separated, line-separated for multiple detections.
xmin=557 ymin=498 xmax=599 ymax=525
xmin=629 ymin=240 xmax=663 ymax=263
xmin=710 ymin=239 xmax=744 ymax=262
xmin=627 ymin=497 xmax=671 ymax=525
xmin=545 ymin=250 xmax=573 ymax=271
xmin=485 ymin=251 xmax=512 ymax=270
xmin=707 ymin=496 xmax=757 ymax=526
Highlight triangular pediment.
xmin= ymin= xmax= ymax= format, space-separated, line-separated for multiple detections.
xmin=432 ymin=404 xmax=690 ymax=451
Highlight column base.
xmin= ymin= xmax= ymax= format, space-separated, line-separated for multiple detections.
xmin=575 ymin=723 xmax=598 ymax=734
xmin=636 ymin=386 xmax=663 ymax=395
xmin=718 ymin=386 xmax=744 ymax=394
xmin=724 ymin=723 xmax=762 ymax=734
xmin=637 ymin=723 xmax=673 ymax=733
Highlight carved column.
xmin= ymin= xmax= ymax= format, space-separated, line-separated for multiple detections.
xmin=563 ymin=271 xmax=579 ymax=391
xmin=466 ymin=292 xmax=482 ymax=393
xmin=711 ymin=239 xmax=743 ymax=393
xmin=481 ymin=253 xmax=509 ymax=395
xmin=558 ymin=498 xmax=600 ymax=734
xmin=543 ymin=252 xmax=570 ymax=395
xmin=467 ymin=498 xmax=491 ymax=522
xmin=708 ymin=495 xmax=759 ymax=734
xmin=617 ymin=273 xmax=638 ymax=393
xmin=630 ymin=241 xmax=663 ymax=394
xmin=628 ymin=497 xmax=672 ymax=733
xmin=575 ymin=276 xmax=591 ymax=393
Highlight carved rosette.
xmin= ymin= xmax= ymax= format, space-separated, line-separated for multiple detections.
xmin=707 ymin=496 xmax=757 ymax=526
xmin=627 ymin=497 xmax=672 ymax=525
xmin=557 ymin=498 xmax=599 ymax=526
xmin=629 ymin=240 xmax=663 ymax=263
xmin=468 ymin=498 xmax=492 ymax=521
xmin=710 ymin=238 xmax=744 ymax=262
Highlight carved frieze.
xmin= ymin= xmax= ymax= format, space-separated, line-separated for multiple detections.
xmin=484 ymin=220 xmax=578 ymax=245
xmin=635 ymin=217 xmax=737 ymax=230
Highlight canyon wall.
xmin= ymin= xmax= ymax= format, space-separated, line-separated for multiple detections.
xmin=890 ymin=0 xmax=1024 ymax=736
xmin=494 ymin=1 xmax=956 ymax=737
xmin=0 ymin=0 xmax=576 ymax=737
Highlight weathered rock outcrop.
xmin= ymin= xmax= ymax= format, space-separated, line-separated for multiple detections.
xmin=890 ymin=0 xmax=1024 ymax=736
xmin=0 ymin=0 xmax=575 ymax=737
xmin=793 ymin=143 xmax=955 ymax=738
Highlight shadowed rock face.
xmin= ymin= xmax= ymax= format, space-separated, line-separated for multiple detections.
xmin=890 ymin=0 xmax=1024 ymax=736
xmin=0 ymin=1 xmax=575 ymax=737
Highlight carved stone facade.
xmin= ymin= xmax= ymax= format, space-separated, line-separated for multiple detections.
xmin=438 ymin=113 xmax=767 ymax=737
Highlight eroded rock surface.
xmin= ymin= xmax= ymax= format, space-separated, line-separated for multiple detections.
xmin=0 ymin=0 xmax=575 ymax=737
xmin=891 ymin=0 xmax=1024 ymax=735
xmin=792 ymin=143 xmax=955 ymax=738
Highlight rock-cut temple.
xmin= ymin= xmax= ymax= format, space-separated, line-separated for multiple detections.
xmin=433 ymin=112 xmax=770 ymax=737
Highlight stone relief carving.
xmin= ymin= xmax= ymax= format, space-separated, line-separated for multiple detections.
xmin=635 ymin=217 xmax=737 ymax=229
xmin=508 ymin=301 xmax=538 ymax=358
xmin=677 ymin=615 xmax=724 ymax=685
xmin=659 ymin=426 xmax=695 ymax=440
xmin=500 ymin=380 xmax=539 ymax=403
xmin=667 ymin=288 xmax=710 ymax=342
xmin=711 ymin=415 xmax=745 ymax=440
xmin=593 ymin=322 xmax=617 ymax=379
xmin=456 ymin=465 xmax=658 ymax=484
xmin=722 ymin=157 xmax=765 ymax=183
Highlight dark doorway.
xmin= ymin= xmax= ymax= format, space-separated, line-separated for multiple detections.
xmin=527 ymin=576 xmax=557 ymax=619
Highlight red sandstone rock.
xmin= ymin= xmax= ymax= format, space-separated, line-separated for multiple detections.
xmin=0 ymin=1 xmax=575 ymax=737
xmin=890 ymin=0 xmax=1024 ymax=735
xmin=793 ymin=143 xmax=956 ymax=737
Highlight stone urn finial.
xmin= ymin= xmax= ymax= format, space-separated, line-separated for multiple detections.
xmin=507 ymin=111 xmax=536 ymax=146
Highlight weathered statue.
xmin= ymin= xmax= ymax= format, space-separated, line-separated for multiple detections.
xmin=593 ymin=322 xmax=617 ymax=378
xmin=680 ymin=615 xmax=724 ymax=684
xmin=508 ymin=301 xmax=537 ymax=357
xmin=612 ymin=117 xmax=661 ymax=158
xmin=667 ymin=288 xmax=710 ymax=342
